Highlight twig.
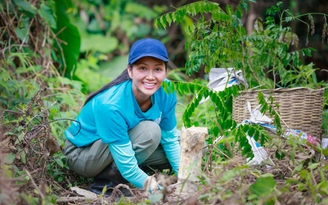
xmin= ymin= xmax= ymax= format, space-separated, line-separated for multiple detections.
xmin=109 ymin=184 xmax=135 ymax=198
xmin=56 ymin=197 xmax=98 ymax=203
xmin=19 ymin=18 xmax=34 ymax=50
xmin=24 ymin=168 xmax=45 ymax=199
xmin=24 ymin=100 xmax=57 ymax=128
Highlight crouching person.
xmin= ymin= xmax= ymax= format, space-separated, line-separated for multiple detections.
xmin=63 ymin=38 xmax=180 ymax=196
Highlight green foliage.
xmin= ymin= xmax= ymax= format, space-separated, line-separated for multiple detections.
xmin=2 ymin=0 xmax=328 ymax=203
xmin=157 ymin=0 xmax=267 ymax=160
xmin=163 ymin=77 xmax=272 ymax=161
xmin=68 ymin=0 xmax=168 ymax=93
xmin=323 ymin=110 xmax=328 ymax=136
xmin=281 ymin=162 xmax=328 ymax=204
xmin=13 ymin=0 xmax=37 ymax=16
xmin=0 ymin=66 xmax=85 ymax=204
xmin=257 ymin=92 xmax=282 ymax=134
xmin=10 ymin=0 xmax=81 ymax=79
xmin=249 ymin=175 xmax=276 ymax=198
xmin=156 ymin=1 xmax=328 ymax=89
xmin=55 ymin=0 xmax=81 ymax=78
xmin=0 ymin=0 xmax=87 ymax=203
xmin=157 ymin=3 xmax=328 ymax=197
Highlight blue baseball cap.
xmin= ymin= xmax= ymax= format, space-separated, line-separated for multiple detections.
xmin=128 ymin=38 xmax=168 ymax=64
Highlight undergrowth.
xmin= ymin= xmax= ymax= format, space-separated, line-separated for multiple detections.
xmin=1 ymin=0 xmax=328 ymax=204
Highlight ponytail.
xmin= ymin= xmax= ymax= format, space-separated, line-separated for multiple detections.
xmin=84 ymin=68 xmax=131 ymax=106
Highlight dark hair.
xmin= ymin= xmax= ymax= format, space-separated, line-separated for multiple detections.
xmin=84 ymin=67 xmax=131 ymax=106
xmin=84 ymin=62 xmax=168 ymax=106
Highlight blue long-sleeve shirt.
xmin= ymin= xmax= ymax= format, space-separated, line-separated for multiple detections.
xmin=64 ymin=79 xmax=180 ymax=188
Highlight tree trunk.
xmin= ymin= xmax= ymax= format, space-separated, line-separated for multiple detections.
xmin=175 ymin=126 xmax=208 ymax=197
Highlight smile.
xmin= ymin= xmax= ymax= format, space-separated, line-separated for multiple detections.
xmin=143 ymin=82 xmax=156 ymax=89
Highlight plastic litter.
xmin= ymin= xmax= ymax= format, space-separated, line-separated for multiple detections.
xmin=200 ymin=68 xmax=247 ymax=104
xmin=242 ymin=101 xmax=322 ymax=165
xmin=323 ymin=138 xmax=328 ymax=149
xmin=246 ymin=135 xmax=274 ymax=166
xmin=258 ymin=123 xmax=320 ymax=146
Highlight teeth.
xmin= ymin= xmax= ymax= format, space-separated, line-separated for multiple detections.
xmin=144 ymin=83 xmax=155 ymax=86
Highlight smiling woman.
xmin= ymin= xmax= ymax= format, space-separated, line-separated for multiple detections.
xmin=62 ymin=38 xmax=180 ymax=197
xmin=128 ymin=57 xmax=167 ymax=111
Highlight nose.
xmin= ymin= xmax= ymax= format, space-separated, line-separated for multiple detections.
xmin=146 ymin=70 xmax=155 ymax=79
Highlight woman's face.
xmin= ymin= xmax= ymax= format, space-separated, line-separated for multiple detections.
xmin=128 ymin=57 xmax=166 ymax=100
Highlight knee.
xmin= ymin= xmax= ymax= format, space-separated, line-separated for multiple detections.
xmin=138 ymin=121 xmax=161 ymax=145
xmin=133 ymin=121 xmax=162 ymax=148
xmin=129 ymin=121 xmax=162 ymax=151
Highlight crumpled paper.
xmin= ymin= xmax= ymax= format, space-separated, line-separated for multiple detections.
xmin=200 ymin=68 xmax=247 ymax=104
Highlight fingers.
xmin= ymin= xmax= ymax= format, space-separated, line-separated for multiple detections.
xmin=143 ymin=175 xmax=161 ymax=194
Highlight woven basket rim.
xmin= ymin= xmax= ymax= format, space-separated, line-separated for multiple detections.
xmin=238 ymin=87 xmax=325 ymax=94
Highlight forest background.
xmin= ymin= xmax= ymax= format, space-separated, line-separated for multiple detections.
xmin=1 ymin=0 xmax=328 ymax=204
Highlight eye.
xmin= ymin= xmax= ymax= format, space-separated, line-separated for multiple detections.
xmin=139 ymin=66 xmax=147 ymax=71
xmin=155 ymin=67 xmax=164 ymax=72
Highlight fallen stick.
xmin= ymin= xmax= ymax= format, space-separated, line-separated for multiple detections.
xmin=56 ymin=196 xmax=97 ymax=203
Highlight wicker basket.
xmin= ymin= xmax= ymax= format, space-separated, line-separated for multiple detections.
xmin=232 ymin=87 xmax=325 ymax=138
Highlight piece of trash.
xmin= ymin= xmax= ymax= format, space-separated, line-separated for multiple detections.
xmin=246 ymin=135 xmax=274 ymax=166
xmin=322 ymin=138 xmax=328 ymax=149
xmin=247 ymin=102 xmax=272 ymax=124
xmin=70 ymin=186 xmax=98 ymax=199
xmin=200 ymin=68 xmax=247 ymax=104
xmin=240 ymin=102 xmax=274 ymax=165
xmin=259 ymin=123 xmax=320 ymax=146
xmin=283 ymin=129 xmax=320 ymax=146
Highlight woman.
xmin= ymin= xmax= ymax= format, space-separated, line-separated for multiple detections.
xmin=63 ymin=38 xmax=180 ymax=196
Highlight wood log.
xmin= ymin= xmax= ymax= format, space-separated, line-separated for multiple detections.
xmin=175 ymin=126 xmax=208 ymax=197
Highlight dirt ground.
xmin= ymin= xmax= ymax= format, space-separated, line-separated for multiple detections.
xmin=1 ymin=123 xmax=327 ymax=205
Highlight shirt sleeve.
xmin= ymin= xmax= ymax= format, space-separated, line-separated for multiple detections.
xmin=108 ymin=141 xmax=149 ymax=188
xmin=161 ymin=127 xmax=180 ymax=174
xmin=159 ymin=89 xmax=177 ymax=131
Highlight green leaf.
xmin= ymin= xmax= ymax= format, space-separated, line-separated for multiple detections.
xmin=4 ymin=153 xmax=16 ymax=165
xmin=275 ymin=150 xmax=285 ymax=160
xmin=20 ymin=150 xmax=26 ymax=164
xmin=14 ymin=28 xmax=29 ymax=42
xmin=165 ymin=13 xmax=173 ymax=26
xmin=81 ymin=35 xmax=118 ymax=53
xmin=158 ymin=16 xmax=167 ymax=28
xmin=220 ymin=169 xmax=237 ymax=182
xmin=212 ymin=10 xmax=229 ymax=21
xmin=55 ymin=158 xmax=64 ymax=168
xmin=13 ymin=0 xmax=37 ymax=15
xmin=86 ymin=19 xmax=100 ymax=32
xmin=55 ymin=0 xmax=81 ymax=78
xmin=249 ymin=176 xmax=276 ymax=197
xmin=308 ymin=162 xmax=320 ymax=170
xmin=38 ymin=3 xmax=57 ymax=29
xmin=125 ymin=2 xmax=157 ymax=20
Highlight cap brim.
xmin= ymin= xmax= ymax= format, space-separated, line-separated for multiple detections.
xmin=130 ymin=53 xmax=168 ymax=64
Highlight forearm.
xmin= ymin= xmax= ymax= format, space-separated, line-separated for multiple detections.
xmin=161 ymin=127 xmax=180 ymax=174
xmin=108 ymin=142 xmax=148 ymax=188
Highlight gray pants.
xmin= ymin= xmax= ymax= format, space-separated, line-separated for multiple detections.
xmin=63 ymin=121 xmax=169 ymax=178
